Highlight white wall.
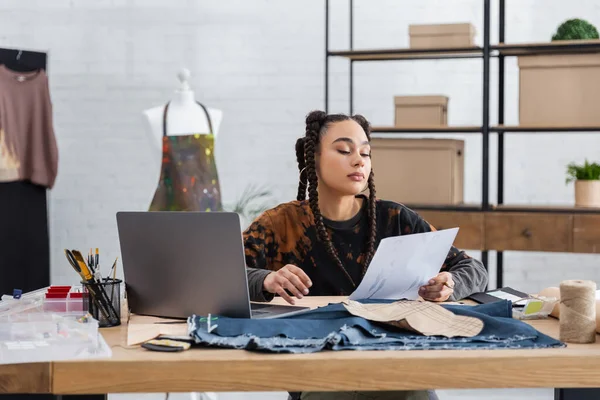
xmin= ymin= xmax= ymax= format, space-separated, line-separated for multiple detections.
xmin=2 ymin=0 xmax=600 ymax=296
xmin=0 ymin=0 xmax=599 ymax=299
xmin=3 ymin=1 xmax=599 ymax=399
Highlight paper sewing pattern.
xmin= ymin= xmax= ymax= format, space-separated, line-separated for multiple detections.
xmin=343 ymin=299 xmax=484 ymax=338
xmin=349 ymin=228 xmax=459 ymax=300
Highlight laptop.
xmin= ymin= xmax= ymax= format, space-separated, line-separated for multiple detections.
xmin=116 ymin=211 xmax=310 ymax=320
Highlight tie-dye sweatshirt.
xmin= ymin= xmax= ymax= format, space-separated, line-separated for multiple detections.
xmin=244 ymin=195 xmax=488 ymax=302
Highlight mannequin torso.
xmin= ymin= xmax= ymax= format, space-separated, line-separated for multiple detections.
xmin=143 ymin=69 xmax=223 ymax=158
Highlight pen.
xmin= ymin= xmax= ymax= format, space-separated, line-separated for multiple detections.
xmin=109 ymin=256 xmax=118 ymax=301
xmin=108 ymin=256 xmax=118 ymax=279
xmin=95 ymin=248 xmax=99 ymax=271
xmin=72 ymin=250 xmax=118 ymax=323
xmin=65 ymin=250 xmax=111 ymax=321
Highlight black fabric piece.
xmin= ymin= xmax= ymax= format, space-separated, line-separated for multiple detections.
xmin=0 ymin=47 xmax=47 ymax=72
xmin=0 ymin=181 xmax=50 ymax=297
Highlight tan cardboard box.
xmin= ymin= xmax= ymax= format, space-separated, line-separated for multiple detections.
xmin=409 ymin=23 xmax=476 ymax=49
xmin=370 ymin=138 xmax=464 ymax=205
xmin=394 ymin=95 xmax=448 ymax=127
xmin=518 ymin=52 xmax=600 ymax=126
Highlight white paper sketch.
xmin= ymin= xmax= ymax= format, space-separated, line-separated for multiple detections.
xmin=349 ymin=228 xmax=459 ymax=300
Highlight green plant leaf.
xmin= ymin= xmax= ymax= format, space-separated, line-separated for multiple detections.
xmin=565 ymin=159 xmax=600 ymax=184
xmin=552 ymin=18 xmax=600 ymax=41
xmin=222 ymin=183 xmax=276 ymax=225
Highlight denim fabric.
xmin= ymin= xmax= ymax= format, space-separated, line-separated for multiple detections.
xmin=187 ymin=299 xmax=565 ymax=353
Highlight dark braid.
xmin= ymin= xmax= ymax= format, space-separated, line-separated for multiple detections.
xmin=304 ymin=112 xmax=355 ymax=286
xmin=297 ymin=110 xmax=378 ymax=286
xmin=350 ymin=114 xmax=378 ymax=274
xmin=295 ymin=138 xmax=307 ymax=201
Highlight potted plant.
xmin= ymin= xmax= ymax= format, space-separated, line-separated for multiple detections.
xmin=566 ymin=159 xmax=600 ymax=207
xmin=223 ymin=183 xmax=276 ymax=229
xmin=551 ymin=18 xmax=599 ymax=41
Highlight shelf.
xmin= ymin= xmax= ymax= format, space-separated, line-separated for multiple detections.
xmin=372 ymin=125 xmax=600 ymax=134
xmin=329 ymin=41 xmax=600 ymax=60
xmin=371 ymin=125 xmax=482 ymax=134
xmin=493 ymin=204 xmax=600 ymax=214
xmin=405 ymin=204 xmax=483 ymax=212
xmin=328 ymin=47 xmax=483 ymax=61
xmin=494 ymin=40 xmax=600 ymax=56
xmin=400 ymin=203 xmax=600 ymax=215
xmin=491 ymin=125 xmax=600 ymax=132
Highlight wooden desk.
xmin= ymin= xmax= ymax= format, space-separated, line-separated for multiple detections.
xmin=2 ymin=296 xmax=600 ymax=399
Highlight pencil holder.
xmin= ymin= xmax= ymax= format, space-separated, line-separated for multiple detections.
xmin=82 ymin=279 xmax=122 ymax=328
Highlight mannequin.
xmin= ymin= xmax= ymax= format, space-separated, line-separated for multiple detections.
xmin=143 ymin=68 xmax=224 ymax=212
xmin=143 ymin=68 xmax=223 ymax=158
xmin=140 ymin=71 xmax=222 ymax=399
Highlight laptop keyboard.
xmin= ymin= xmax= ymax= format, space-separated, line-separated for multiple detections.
xmin=251 ymin=303 xmax=270 ymax=316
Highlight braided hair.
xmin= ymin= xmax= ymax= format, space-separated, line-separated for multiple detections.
xmin=295 ymin=110 xmax=377 ymax=287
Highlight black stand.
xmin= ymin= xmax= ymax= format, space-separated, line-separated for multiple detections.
xmin=555 ymin=389 xmax=600 ymax=400
xmin=0 ymin=182 xmax=50 ymax=296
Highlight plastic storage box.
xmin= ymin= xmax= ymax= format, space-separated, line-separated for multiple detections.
xmin=0 ymin=312 xmax=110 ymax=365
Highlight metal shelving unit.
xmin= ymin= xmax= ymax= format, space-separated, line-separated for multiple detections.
xmin=325 ymin=0 xmax=600 ymax=288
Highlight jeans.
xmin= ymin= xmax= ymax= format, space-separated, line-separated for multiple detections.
xmin=188 ymin=299 xmax=564 ymax=353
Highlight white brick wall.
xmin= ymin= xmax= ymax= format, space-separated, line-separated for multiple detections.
xmin=2 ymin=0 xmax=600 ymax=302
xmin=4 ymin=2 xmax=600 ymax=400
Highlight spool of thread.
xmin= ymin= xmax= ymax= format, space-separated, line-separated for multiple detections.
xmin=538 ymin=286 xmax=600 ymax=334
xmin=559 ymin=280 xmax=597 ymax=344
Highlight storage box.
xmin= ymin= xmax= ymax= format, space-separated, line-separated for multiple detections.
xmin=43 ymin=292 xmax=86 ymax=313
xmin=409 ymin=23 xmax=476 ymax=49
xmin=0 ymin=312 xmax=110 ymax=365
xmin=370 ymin=138 xmax=464 ymax=205
xmin=518 ymin=53 xmax=600 ymax=126
xmin=394 ymin=96 xmax=448 ymax=127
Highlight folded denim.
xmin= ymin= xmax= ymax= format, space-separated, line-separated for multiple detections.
xmin=187 ymin=299 xmax=565 ymax=354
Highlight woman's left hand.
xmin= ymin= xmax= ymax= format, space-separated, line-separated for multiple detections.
xmin=419 ymin=272 xmax=455 ymax=302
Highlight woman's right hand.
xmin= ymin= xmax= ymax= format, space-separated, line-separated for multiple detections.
xmin=263 ymin=264 xmax=312 ymax=305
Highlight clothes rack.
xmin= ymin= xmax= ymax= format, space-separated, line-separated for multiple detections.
xmin=0 ymin=47 xmax=50 ymax=297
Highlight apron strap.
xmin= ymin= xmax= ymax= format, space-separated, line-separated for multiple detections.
xmin=162 ymin=101 xmax=215 ymax=137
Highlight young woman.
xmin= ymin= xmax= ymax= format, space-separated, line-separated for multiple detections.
xmin=244 ymin=110 xmax=487 ymax=304
xmin=242 ymin=110 xmax=488 ymax=400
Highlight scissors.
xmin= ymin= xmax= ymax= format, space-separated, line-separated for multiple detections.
xmin=64 ymin=249 xmax=114 ymax=321
xmin=65 ymin=249 xmax=93 ymax=282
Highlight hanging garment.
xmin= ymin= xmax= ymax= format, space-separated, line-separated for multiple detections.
xmin=0 ymin=64 xmax=58 ymax=189
xmin=0 ymin=62 xmax=53 ymax=303
xmin=149 ymin=101 xmax=222 ymax=212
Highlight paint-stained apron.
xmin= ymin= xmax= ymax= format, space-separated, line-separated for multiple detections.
xmin=149 ymin=101 xmax=222 ymax=211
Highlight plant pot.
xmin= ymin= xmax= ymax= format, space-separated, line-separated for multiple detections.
xmin=575 ymin=180 xmax=600 ymax=207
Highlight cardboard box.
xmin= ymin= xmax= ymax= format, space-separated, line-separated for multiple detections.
xmin=518 ymin=53 xmax=600 ymax=126
xmin=370 ymin=138 xmax=464 ymax=205
xmin=409 ymin=23 xmax=476 ymax=49
xmin=394 ymin=95 xmax=448 ymax=127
